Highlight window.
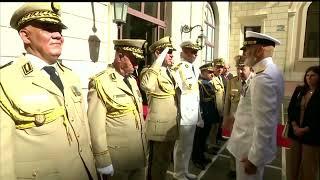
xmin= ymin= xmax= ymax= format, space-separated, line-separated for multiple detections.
xmin=204 ymin=4 xmax=215 ymax=63
xmin=303 ymin=2 xmax=319 ymax=58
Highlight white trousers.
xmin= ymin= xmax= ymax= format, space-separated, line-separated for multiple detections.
xmin=235 ymin=159 xmax=264 ymax=180
xmin=173 ymin=125 xmax=197 ymax=178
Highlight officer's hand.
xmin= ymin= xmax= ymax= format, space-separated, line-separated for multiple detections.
xmin=196 ymin=118 xmax=204 ymax=128
xmin=153 ymin=47 xmax=169 ymax=67
xmin=240 ymin=157 xmax=257 ymax=175
xmin=97 ymin=164 xmax=114 ymax=176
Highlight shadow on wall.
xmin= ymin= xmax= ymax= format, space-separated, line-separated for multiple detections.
xmin=88 ymin=2 xmax=101 ymax=63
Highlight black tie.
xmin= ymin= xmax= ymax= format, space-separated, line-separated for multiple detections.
xmin=166 ymin=68 xmax=176 ymax=85
xmin=242 ymin=80 xmax=246 ymax=86
xmin=123 ymin=77 xmax=133 ymax=92
xmin=43 ymin=66 xmax=64 ymax=94
xmin=192 ymin=65 xmax=196 ymax=76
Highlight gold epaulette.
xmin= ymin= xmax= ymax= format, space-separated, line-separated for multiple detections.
xmin=92 ymin=70 xmax=106 ymax=79
xmin=172 ymin=62 xmax=182 ymax=71
xmin=255 ymin=67 xmax=266 ymax=74
xmin=0 ymin=61 xmax=13 ymax=69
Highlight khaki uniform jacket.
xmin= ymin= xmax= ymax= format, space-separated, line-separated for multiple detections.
xmin=140 ymin=65 xmax=179 ymax=142
xmin=211 ymin=75 xmax=225 ymax=117
xmin=87 ymin=64 xmax=147 ymax=171
xmin=0 ymin=55 xmax=97 ymax=180
xmin=223 ymin=76 xmax=241 ymax=118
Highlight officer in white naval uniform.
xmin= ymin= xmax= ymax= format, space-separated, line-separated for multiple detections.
xmin=173 ymin=40 xmax=202 ymax=180
xmin=227 ymin=31 xmax=284 ymax=180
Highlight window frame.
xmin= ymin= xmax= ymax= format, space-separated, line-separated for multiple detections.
xmin=203 ymin=3 xmax=215 ymax=64
xmin=297 ymin=2 xmax=319 ymax=62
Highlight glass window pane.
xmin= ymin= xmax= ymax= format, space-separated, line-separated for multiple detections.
xmin=144 ymin=2 xmax=158 ymax=18
xmin=160 ymin=2 xmax=165 ymax=20
xmin=303 ymin=2 xmax=319 ymax=58
xmin=129 ymin=2 xmax=141 ymax=11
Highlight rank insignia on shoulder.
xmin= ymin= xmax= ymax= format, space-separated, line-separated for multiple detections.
xmin=71 ymin=86 xmax=81 ymax=96
xmin=22 ymin=62 xmax=33 ymax=75
xmin=110 ymin=73 xmax=116 ymax=81
xmin=185 ymin=64 xmax=189 ymax=68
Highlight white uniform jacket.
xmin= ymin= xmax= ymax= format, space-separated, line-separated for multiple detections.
xmin=227 ymin=57 xmax=284 ymax=167
xmin=174 ymin=60 xmax=200 ymax=126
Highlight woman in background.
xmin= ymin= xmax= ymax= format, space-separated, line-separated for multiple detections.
xmin=287 ymin=65 xmax=320 ymax=180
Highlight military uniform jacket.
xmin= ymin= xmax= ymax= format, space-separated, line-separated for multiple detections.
xmin=0 ymin=55 xmax=97 ymax=180
xmin=198 ymin=78 xmax=220 ymax=124
xmin=211 ymin=75 xmax=225 ymax=117
xmin=223 ymin=76 xmax=241 ymax=118
xmin=87 ymin=64 xmax=147 ymax=171
xmin=140 ymin=64 xmax=179 ymax=142
xmin=227 ymin=57 xmax=284 ymax=167
xmin=174 ymin=60 xmax=200 ymax=126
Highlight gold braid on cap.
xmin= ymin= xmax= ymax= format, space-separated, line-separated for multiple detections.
xmin=183 ymin=44 xmax=201 ymax=50
xmin=121 ymin=46 xmax=144 ymax=59
xmin=17 ymin=10 xmax=60 ymax=28
xmin=243 ymin=40 xmax=257 ymax=46
xmin=155 ymin=43 xmax=173 ymax=50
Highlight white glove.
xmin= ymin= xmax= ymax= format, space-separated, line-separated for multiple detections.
xmin=151 ymin=47 xmax=169 ymax=68
xmin=97 ymin=164 xmax=114 ymax=176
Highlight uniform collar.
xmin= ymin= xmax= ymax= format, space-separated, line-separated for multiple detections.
xmin=25 ymin=53 xmax=58 ymax=70
xmin=181 ymin=58 xmax=194 ymax=66
xmin=244 ymin=72 xmax=254 ymax=84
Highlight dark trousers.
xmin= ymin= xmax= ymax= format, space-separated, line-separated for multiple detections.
xmin=192 ymin=122 xmax=212 ymax=161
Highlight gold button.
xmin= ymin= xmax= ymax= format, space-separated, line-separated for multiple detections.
xmin=79 ymin=148 xmax=82 ymax=152
xmin=32 ymin=171 xmax=37 ymax=177
xmin=77 ymin=134 xmax=80 ymax=138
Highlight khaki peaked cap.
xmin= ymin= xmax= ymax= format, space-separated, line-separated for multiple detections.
xmin=213 ymin=58 xmax=225 ymax=67
xmin=10 ymin=2 xmax=67 ymax=31
xmin=234 ymin=55 xmax=246 ymax=67
xmin=180 ymin=40 xmax=201 ymax=51
xmin=200 ymin=62 xmax=214 ymax=71
xmin=149 ymin=36 xmax=176 ymax=53
xmin=114 ymin=39 xmax=147 ymax=59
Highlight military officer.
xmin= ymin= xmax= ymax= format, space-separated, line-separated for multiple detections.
xmin=0 ymin=3 xmax=98 ymax=180
xmin=173 ymin=40 xmax=201 ymax=180
xmin=192 ymin=62 xmax=219 ymax=170
xmin=207 ymin=58 xmax=225 ymax=151
xmin=140 ymin=36 xmax=179 ymax=180
xmin=227 ymin=31 xmax=284 ymax=180
xmin=87 ymin=39 xmax=148 ymax=180
xmin=222 ymin=55 xmax=254 ymax=178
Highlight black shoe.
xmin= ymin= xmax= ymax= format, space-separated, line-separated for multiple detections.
xmin=227 ymin=170 xmax=236 ymax=178
xmin=192 ymin=160 xmax=205 ymax=170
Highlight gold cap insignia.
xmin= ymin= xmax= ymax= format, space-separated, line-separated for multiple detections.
xmin=34 ymin=114 xmax=46 ymax=126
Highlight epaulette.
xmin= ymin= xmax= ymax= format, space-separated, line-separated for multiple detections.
xmin=255 ymin=67 xmax=266 ymax=75
xmin=172 ymin=62 xmax=182 ymax=71
xmin=0 ymin=61 xmax=13 ymax=69
xmin=57 ymin=61 xmax=72 ymax=71
xmin=93 ymin=70 xmax=106 ymax=79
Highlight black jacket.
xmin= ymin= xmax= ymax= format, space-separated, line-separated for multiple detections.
xmin=287 ymin=85 xmax=320 ymax=146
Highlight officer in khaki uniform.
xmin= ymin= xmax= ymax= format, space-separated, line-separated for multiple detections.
xmin=207 ymin=58 xmax=225 ymax=149
xmin=223 ymin=55 xmax=254 ymax=178
xmin=0 ymin=3 xmax=98 ymax=180
xmin=140 ymin=36 xmax=179 ymax=180
xmin=87 ymin=39 xmax=148 ymax=180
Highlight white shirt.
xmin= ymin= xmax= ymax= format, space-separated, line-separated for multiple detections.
xmin=175 ymin=59 xmax=200 ymax=125
xmin=25 ymin=53 xmax=59 ymax=78
xmin=227 ymin=57 xmax=284 ymax=167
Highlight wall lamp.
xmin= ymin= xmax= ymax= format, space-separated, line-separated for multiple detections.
xmin=113 ymin=2 xmax=129 ymax=39
xmin=181 ymin=24 xmax=205 ymax=49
